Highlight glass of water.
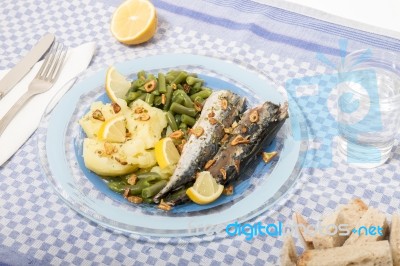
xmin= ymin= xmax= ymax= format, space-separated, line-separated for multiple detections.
xmin=337 ymin=49 xmax=400 ymax=168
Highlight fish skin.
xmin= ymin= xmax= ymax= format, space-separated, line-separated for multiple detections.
xmin=153 ymin=90 xmax=246 ymax=203
xmin=165 ymin=101 xmax=289 ymax=206
xmin=207 ymin=101 xmax=289 ymax=185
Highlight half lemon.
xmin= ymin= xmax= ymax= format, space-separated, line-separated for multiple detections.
xmin=110 ymin=0 xmax=157 ymax=45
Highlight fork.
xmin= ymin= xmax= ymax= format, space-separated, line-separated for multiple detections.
xmin=0 ymin=42 xmax=68 ymax=136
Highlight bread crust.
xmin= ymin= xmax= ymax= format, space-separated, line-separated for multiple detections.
xmin=297 ymin=241 xmax=393 ymax=266
xmin=390 ymin=214 xmax=400 ymax=266
xmin=344 ymin=208 xmax=388 ymax=245
xmin=293 ymin=213 xmax=314 ymax=250
xmin=280 ymin=234 xmax=298 ymax=266
xmin=313 ymin=199 xmax=368 ymax=249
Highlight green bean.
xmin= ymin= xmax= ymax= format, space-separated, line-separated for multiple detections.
xmin=164 ymin=187 xmax=188 ymax=204
xmin=146 ymin=93 xmax=154 ymax=103
xmin=137 ymin=93 xmax=147 ymax=101
xmin=137 ymin=85 xmax=146 ymax=92
xmin=147 ymin=73 xmax=156 ymax=80
xmin=107 ymin=181 xmax=127 ymax=194
xmin=173 ymin=94 xmax=184 ymax=105
xmin=154 ymin=95 xmax=162 ymax=106
xmin=170 ymin=102 xmax=197 ymax=117
xmin=193 ymin=96 xmax=205 ymax=104
xmin=137 ymin=70 xmax=147 ymax=80
xmin=179 ymin=122 xmax=187 ymax=130
xmin=181 ymin=114 xmax=196 ymax=126
xmin=193 ymin=82 xmax=203 ymax=90
xmin=163 ymin=85 xmax=173 ymax=111
xmin=127 ymin=182 xmax=149 ymax=196
xmin=174 ymin=114 xmax=181 ymax=125
xmin=127 ymin=174 xmax=165 ymax=196
xmin=151 ymin=89 xmax=160 ymax=96
xmin=165 ymin=74 xmax=176 ymax=83
xmin=189 ymin=84 xmax=202 ymax=95
xmin=176 ymin=84 xmax=184 ymax=91
xmin=179 ymin=91 xmax=194 ymax=108
xmin=166 ymin=70 xmax=180 ymax=77
xmin=128 ymin=82 xmax=139 ymax=93
xmin=190 ymin=88 xmax=212 ymax=101
xmin=145 ymin=93 xmax=154 ymax=105
xmin=166 ymin=111 xmax=179 ymax=131
xmin=186 ymin=76 xmax=203 ymax=86
xmin=142 ymin=197 xmax=154 ymax=204
xmin=132 ymin=78 xmax=146 ymax=88
xmin=142 ymin=180 xmax=167 ymax=198
xmin=158 ymin=73 xmax=167 ymax=93
xmin=137 ymin=172 xmax=163 ymax=179
xmin=171 ymin=71 xmax=188 ymax=85
xmin=125 ymin=91 xmax=144 ymax=102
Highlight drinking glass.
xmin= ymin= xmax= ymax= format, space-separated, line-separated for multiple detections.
xmin=337 ymin=49 xmax=400 ymax=168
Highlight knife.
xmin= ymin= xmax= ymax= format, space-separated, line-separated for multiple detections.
xmin=0 ymin=41 xmax=96 ymax=166
xmin=0 ymin=33 xmax=55 ymax=100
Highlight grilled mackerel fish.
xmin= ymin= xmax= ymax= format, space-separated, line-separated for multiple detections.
xmin=153 ymin=90 xmax=246 ymax=203
xmin=207 ymin=101 xmax=288 ymax=185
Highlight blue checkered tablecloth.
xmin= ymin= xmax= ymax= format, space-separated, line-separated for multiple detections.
xmin=1 ymin=0 xmax=400 ymax=265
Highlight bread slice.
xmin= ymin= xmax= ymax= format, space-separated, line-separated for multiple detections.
xmin=313 ymin=199 xmax=368 ymax=249
xmin=297 ymin=240 xmax=393 ymax=266
xmin=390 ymin=214 xmax=400 ymax=266
xmin=292 ymin=212 xmax=314 ymax=250
xmin=280 ymin=234 xmax=298 ymax=266
xmin=344 ymin=207 xmax=388 ymax=245
xmin=339 ymin=198 xmax=369 ymax=228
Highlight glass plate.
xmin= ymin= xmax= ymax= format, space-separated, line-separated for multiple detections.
xmin=38 ymin=53 xmax=308 ymax=237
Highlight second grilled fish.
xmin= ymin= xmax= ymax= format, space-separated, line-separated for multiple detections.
xmin=207 ymin=101 xmax=289 ymax=185
xmin=153 ymin=90 xmax=246 ymax=203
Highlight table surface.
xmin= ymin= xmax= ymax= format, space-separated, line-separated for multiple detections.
xmin=281 ymin=0 xmax=400 ymax=33
xmin=1 ymin=0 xmax=400 ymax=265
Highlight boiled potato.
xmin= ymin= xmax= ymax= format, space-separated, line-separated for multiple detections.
xmin=81 ymin=99 xmax=165 ymax=176
xmin=120 ymin=139 xmax=157 ymax=169
xmin=125 ymin=100 xmax=167 ymax=149
xmin=79 ymin=99 xmax=128 ymax=138
xmin=83 ymin=138 xmax=137 ymax=176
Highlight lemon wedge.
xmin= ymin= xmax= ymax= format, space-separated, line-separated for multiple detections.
xmin=110 ymin=0 xmax=157 ymax=45
xmin=105 ymin=66 xmax=131 ymax=103
xmin=98 ymin=115 xmax=126 ymax=143
xmin=154 ymin=137 xmax=180 ymax=169
xmin=186 ymin=171 xmax=224 ymax=205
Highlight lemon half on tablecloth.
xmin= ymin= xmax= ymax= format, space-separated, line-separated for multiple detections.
xmin=110 ymin=0 xmax=157 ymax=45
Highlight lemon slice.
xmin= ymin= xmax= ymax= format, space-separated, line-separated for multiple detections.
xmin=105 ymin=66 xmax=131 ymax=103
xmin=110 ymin=0 xmax=157 ymax=45
xmin=186 ymin=171 xmax=224 ymax=205
xmin=154 ymin=137 xmax=180 ymax=169
xmin=98 ymin=115 xmax=126 ymax=143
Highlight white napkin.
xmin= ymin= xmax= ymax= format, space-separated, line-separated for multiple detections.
xmin=0 ymin=42 xmax=96 ymax=166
